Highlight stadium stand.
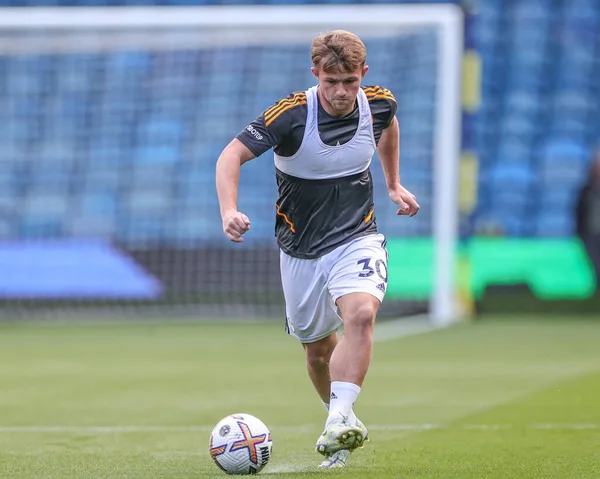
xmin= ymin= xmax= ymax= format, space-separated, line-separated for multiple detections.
xmin=0 ymin=0 xmax=598 ymax=247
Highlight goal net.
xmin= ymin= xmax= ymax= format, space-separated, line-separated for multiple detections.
xmin=0 ymin=5 xmax=463 ymax=323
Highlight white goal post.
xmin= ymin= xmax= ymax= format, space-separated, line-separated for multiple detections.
xmin=0 ymin=5 xmax=463 ymax=325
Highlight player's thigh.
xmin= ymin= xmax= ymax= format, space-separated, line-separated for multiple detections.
xmin=326 ymin=233 xmax=389 ymax=305
xmin=279 ymin=251 xmax=341 ymax=343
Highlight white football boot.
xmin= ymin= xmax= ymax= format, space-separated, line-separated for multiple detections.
xmin=315 ymin=413 xmax=368 ymax=460
xmin=318 ymin=449 xmax=351 ymax=468
xmin=318 ymin=416 xmax=369 ymax=468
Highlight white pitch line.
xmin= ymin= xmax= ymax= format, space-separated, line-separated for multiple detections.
xmin=373 ymin=315 xmax=446 ymax=343
xmin=532 ymin=423 xmax=599 ymax=430
xmin=0 ymin=424 xmax=597 ymax=433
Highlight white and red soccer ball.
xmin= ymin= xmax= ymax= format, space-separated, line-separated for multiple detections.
xmin=209 ymin=413 xmax=273 ymax=475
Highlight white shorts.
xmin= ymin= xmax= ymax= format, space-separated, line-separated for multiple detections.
xmin=280 ymin=233 xmax=388 ymax=343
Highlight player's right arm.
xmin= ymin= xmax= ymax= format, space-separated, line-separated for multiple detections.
xmin=216 ymin=139 xmax=255 ymax=243
xmin=216 ymin=93 xmax=297 ymax=243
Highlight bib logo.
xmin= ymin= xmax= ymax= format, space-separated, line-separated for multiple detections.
xmin=246 ymin=125 xmax=263 ymax=141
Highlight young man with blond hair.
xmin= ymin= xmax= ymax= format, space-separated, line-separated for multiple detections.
xmin=216 ymin=30 xmax=419 ymax=468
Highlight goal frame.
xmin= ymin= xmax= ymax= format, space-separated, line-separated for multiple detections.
xmin=0 ymin=4 xmax=464 ymax=325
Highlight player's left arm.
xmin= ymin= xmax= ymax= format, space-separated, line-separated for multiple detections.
xmin=377 ymin=115 xmax=420 ymax=217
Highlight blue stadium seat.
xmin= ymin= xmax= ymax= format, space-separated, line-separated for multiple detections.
xmin=78 ymin=193 xmax=117 ymax=217
xmin=548 ymin=119 xmax=587 ymax=139
xmin=511 ymin=47 xmax=547 ymax=72
xmin=127 ymin=190 xmax=171 ymax=217
xmin=0 ymin=220 xmax=13 ymax=240
xmin=0 ymin=190 xmax=16 ymax=215
xmin=118 ymin=219 xmax=166 ymax=246
xmin=55 ymin=65 xmax=94 ymax=91
xmin=106 ymin=51 xmax=152 ymax=72
xmin=499 ymin=216 xmax=530 ymax=237
xmin=498 ymin=146 xmax=534 ymax=170
xmin=490 ymin=161 xmax=536 ymax=183
xmin=82 ymin=170 xmax=122 ymax=194
xmin=506 ymin=90 xmax=541 ymax=112
xmin=538 ymin=189 xmax=578 ymax=213
xmin=538 ymin=138 xmax=591 ymax=190
xmin=87 ymin=150 xmax=131 ymax=175
xmin=564 ymin=0 xmax=599 ymax=21
xmin=56 ymin=94 xmax=93 ymax=125
xmin=557 ymin=63 xmax=594 ymax=88
xmin=130 ymin=164 xmax=175 ymax=192
xmin=500 ymin=115 xmax=537 ymax=139
xmin=540 ymin=162 xmax=588 ymax=188
xmin=483 ymin=164 xmax=535 ymax=215
xmin=551 ymin=91 xmax=590 ymax=118
xmin=511 ymin=1 xmax=553 ymax=22
xmin=18 ymin=219 xmax=63 ymax=240
xmin=149 ymin=97 xmax=191 ymax=118
xmin=135 ymin=146 xmax=180 ymax=165
xmin=28 ymin=166 xmax=72 ymax=192
xmin=65 ymin=215 xmax=116 ymax=240
xmin=176 ymin=190 xmax=209 ymax=210
xmin=0 ymin=162 xmax=17 ymax=187
xmin=169 ymin=214 xmax=219 ymax=246
xmin=535 ymin=212 xmax=575 ymax=237
xmin=22 ymin=194 xmax=69 ymax=218
xmin=36 ymin=141 xmax=78 ymax=163
xmin=138 ymin=118 xmax=182 ymax=143
xmin=539 ymin=138 xmax=589 ymax=164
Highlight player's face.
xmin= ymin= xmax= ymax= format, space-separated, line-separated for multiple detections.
xmin=312 ymin=65 xmax=369 ymax=117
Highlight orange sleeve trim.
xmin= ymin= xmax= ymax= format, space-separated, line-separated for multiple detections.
xmin=264 ymin=96 xmax=292 ymax=119
xmin=265 ymin=99 xmax=307 ymax=127
xmin=275 ymin=203 xmax=296 ymax=233
xmin=366 ymin=86 xmax=396 ymax=102
xmin=367 ymin=91 xmax=396 ymax=99
xmin=264 ymin=93 xmax=306 ymax=123
xmin=364 ymin=208 xmax=374 ymax=223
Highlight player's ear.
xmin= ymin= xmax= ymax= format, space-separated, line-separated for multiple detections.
xmin=311 ymin=67 xmax=319 ymax=80
xmin=361 ymin=65 xmax=369 ymax=78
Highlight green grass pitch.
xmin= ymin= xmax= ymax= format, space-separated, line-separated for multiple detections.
xmin=1 ymin=316 xmax=599 ymax=478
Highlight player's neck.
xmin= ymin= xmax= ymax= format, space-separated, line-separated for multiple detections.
xmin=317 ymin=88 xmax=356 ymax=118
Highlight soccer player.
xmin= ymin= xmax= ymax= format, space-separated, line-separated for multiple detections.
xmin=215 ymin=30 xmax=419 ymax=468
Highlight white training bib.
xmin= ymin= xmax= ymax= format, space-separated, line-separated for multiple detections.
xmin=274 ymin=85 xmax=377 ymax=180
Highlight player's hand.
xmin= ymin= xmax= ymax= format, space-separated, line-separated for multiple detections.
xmin=389 ymin=184 xmax=420 ymax=217
xmin=222 ymin=210 xmax=251 ymax=243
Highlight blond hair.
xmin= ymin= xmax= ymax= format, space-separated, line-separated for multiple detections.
xmin=310 ymin=30 xmax=367 ymax=73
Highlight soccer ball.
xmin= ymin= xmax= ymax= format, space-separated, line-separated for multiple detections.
xmin=209 ymin=413 xmax=273 ymax=475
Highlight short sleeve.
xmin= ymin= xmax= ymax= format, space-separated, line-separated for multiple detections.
xmin=236 ymin=91 xmax=307 ymax=158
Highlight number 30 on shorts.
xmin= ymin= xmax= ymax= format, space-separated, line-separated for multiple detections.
xmin=357 ymin=258 xmax=388 ymax=282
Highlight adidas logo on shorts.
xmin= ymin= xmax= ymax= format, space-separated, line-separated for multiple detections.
xmin=376 ymin=283 xmax=386 ymax=293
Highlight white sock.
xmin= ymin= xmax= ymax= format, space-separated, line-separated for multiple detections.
xmin=327 ymin=381 xmax=361 ymax=425
xmin=348 ymin=409 xmax=358 ymax=425
xmin=324 ymin=398 xmax=358 ymax=424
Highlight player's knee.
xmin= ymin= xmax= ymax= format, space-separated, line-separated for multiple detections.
xmin=344 ymin=304 xmax=376 ymax=333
